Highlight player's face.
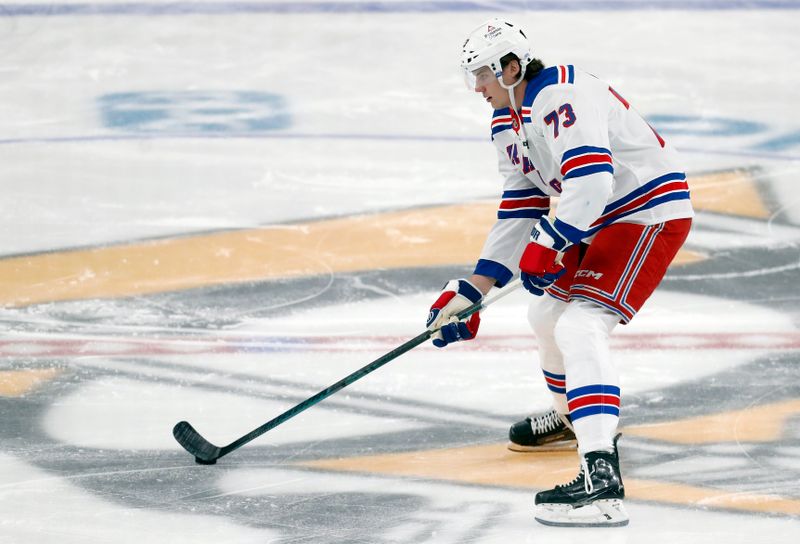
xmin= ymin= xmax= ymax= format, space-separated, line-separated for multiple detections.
xmin=471 ymin=67 xmax=505 ymax=108
xmin=471 ymin=64 xmax=519 ymax=109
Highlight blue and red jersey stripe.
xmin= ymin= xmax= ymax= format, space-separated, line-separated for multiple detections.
xmin=491 ymin=115 xmax=514 ymax=136
xmin=501 ymin=65 xmax=576 ymax=125
xmin=498 ymin=187 xmax=549 ymax=220
xmin=589 ymin=172 xmax=690 ymax=230
xmin=557 ymin=65 xmax=575 ymax=85
xmin=561 ymin=146 xmax=614 ymax=180
xmin=491 ymin=107 xmax=522 ymax=137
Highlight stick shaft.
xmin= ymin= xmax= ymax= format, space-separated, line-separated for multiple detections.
xmin=221 ymin=279 xmax=521 ymax=456
xmin=180 ymin=278 xmax=522 ymax=460
xmin=220 ymin=328 xmax=433 ymax=456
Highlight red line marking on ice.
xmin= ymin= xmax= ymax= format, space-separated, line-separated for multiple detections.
xmin=0 ymin=332 xmax=798 ymax=358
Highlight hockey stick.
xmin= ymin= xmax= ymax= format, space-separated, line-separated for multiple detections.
xmin=173 ymin=278 xmax=522 ymax=464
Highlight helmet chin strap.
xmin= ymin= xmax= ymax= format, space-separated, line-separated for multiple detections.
xmin=498 ymin=67 xmax=529 ymax=146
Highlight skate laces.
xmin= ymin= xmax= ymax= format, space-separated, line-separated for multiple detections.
xmin=557 ymin=457 xmax=594 ymax=494
xmin=530 ymin=409 xmax=562 ymax=434
xmin=582 ymin=457 xmax=594 ymax=494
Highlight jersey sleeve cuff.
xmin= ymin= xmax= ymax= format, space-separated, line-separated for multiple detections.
xmin=553 ymin=218 xmax=587 ymax=245
xmin=473 ymin=259 xmax=514 ymax=288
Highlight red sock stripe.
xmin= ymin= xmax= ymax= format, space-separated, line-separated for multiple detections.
xmin=567 ymin=393 xmax=621 ymax=411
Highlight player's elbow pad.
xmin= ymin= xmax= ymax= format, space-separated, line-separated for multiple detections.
xmin=555 ymin=172 xmax=614 ymax=234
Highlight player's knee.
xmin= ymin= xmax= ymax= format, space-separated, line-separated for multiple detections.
xmin=553 ymin=300 xmax=616 ymax=354
xmin=527 ymin=295 xmax=565 ymax=335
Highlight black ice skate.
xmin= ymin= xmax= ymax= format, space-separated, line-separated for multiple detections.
xmin=533 ymin=434 xmax=628 ymax=527
xmin=508 ymin=409 xmax=577 ymax=452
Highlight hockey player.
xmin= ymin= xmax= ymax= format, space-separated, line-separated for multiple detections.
xmin=425 ymin=18 xmax=693 ymax=527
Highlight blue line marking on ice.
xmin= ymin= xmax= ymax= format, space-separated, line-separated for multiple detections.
xmin=98 ymin=91 xmax=290 ymax=133
xmin=0 ymin=1 xmax=797 ymax=17
xmin=0 ymin=131 xmax=798 ymax=162
xmin=754 ymin=130 xmax=800 ymax=152
xmin=649 ymin=114 xmax=769 ymax=137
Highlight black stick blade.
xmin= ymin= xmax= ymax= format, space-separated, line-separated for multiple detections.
xmin=172 ymin=420 xmax=222 ymax=463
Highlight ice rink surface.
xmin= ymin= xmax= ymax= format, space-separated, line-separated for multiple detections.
xmin=1 ymin=0 xmax=799 ymax=542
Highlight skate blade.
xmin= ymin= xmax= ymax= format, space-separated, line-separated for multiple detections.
xmin=507 ymin=440 xmax=577 ymax=453
xmin=534 ymin=499 xmax=629 ymax=528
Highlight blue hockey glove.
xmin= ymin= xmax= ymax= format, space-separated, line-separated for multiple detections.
xmin=426 ymin=279 xmax=483 ymax=348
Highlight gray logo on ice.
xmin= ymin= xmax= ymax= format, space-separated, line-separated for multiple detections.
xmin=98 ymin=91 xmax=290 ymax=133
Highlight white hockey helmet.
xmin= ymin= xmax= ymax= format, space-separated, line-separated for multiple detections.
xmin=460 ymin=17 xmax=532 ymax=90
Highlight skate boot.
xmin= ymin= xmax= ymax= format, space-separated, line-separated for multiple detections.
xmin=534 ymin=434 xmax=628 ymax=527
xmin=508 ymin=409 xmax=577 ymax=452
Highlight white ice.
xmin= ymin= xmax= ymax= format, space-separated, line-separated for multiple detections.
xmin=1 ymin=2 xmax=798 ymax=543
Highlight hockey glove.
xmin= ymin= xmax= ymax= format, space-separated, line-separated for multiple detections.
xmin=519 ymin=217 xmax=569 ymax=296
xmin=426 ymin=279 xmax=483 ymax=348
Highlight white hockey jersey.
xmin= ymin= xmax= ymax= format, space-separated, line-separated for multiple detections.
xmin=474 ymin=65 xmax=694 ymax=287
